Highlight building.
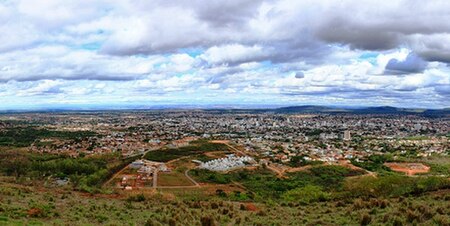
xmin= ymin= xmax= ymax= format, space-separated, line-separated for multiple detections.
xmin=343 ymin=130 xmax=351 ymax=141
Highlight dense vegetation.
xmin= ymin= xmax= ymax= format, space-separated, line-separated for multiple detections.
xmin=0 ymin=179 xmax=448 ymax=225
xmin=351 ymin=154 xmax=393 ymax=172
xmin=0 ymin=150 xmax=449 ymax=225
xmin=0 ymin=149 xmax=137 ymax=192
xmin=343 ymin=173 xmax=450 ymax=198
xmin=0 ymin=127 xmax=96 ymax=147
xmin=288 ymin=155 xmax=323 ymax=167
xmin=397 ymin=155 xmax=450 ymax=176
xmin=143 ymin=141 xmax=229 ymax=162
xmin=191 ymin=165 xmax=367 ymax=202
xmin=191 ymin=165 xmax=450 ymax=205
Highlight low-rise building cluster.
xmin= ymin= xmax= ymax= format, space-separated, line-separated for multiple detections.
xmin=199 ymin=155 xmax=255 ymax=171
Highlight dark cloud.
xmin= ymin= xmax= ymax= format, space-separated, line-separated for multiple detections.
xmin=193 ymin=0 xmax=266 ymax=27
xmin=418 ymin=50 xmax=450 ymax=63
xmin=295 ymin=71 xmax=304 ymax=79
xmin=384 ymin=53 xmax=427 ymax=74
xmin=434 ymin=85 xmax=450 ymax=96
xmin=0 ymin=72 xmax=145 ymax=83
xmin=97 ymin=0 xmax=450 ymax=66
xmin=312 ymin=1 xmax=450 ymax=63
xmin=315 ymin=16 xmax=401 ymax=50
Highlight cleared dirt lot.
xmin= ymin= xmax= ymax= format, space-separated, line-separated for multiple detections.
xmin=384 ymin=162 xmax=430 ymax=175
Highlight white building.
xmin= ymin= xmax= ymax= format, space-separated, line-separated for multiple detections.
xmin=343 ymin=130 xmax=351 ymax=141
xmin=199 ymin=155 xmax=255 ymax=171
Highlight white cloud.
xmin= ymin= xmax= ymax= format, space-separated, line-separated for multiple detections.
xmin=200 ymin=44 xmax=266 ymax=65
xmin=0 ymin=0 xmax=449 ymax=108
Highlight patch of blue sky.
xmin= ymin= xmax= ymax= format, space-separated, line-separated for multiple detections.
xmin=179 ymin=47 xmax=204 ymax=57
xmin=173 ymin=70 xmax=195 ymax=77
xmin=79 ymin=42 xmax=102 ymax=51
xmin=359 ymin=52 xmax=378 ymax=64
xmin=260 ymin=60 xmax=272 ymax=67
xmin=153 ymin=62 xmax=165 ymax=69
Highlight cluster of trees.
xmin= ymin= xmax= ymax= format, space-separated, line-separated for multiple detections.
xmin=144 ymin=141 xmax=229 ymax=162
xmin=282 ymin=185 xmax=330 ymax=203
xmin=0 ymin=127 xmax=96 ymax=147
xmin=0 ymin=150 xmax=138 ymax=192
xmin=351 ymin=154 xmax=393 ymax=172
xmin=289 ymin=155 xmax=323 ymax=167
xmin=192 ymin=164 xmax=449 ymax=204
xmin=192 ymin=165 xmax=366 ymax=202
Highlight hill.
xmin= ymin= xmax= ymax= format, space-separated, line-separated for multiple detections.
xmin=274 ymin=105 xmax=449 ymax=116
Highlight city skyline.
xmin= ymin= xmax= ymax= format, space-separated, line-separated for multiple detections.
xmin=1 ymin=0 xmax=450 ymax=109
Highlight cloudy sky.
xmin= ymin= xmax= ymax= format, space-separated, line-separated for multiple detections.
xmin=0 ymin=0 xmax=449 ymax=110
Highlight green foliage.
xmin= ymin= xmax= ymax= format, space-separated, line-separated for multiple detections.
xmin=0 ymin=176 xmax=449 ymax=225
xmin=344 ymin=174 xmax=450 ymax=198
xmin=229 ymin=191 xmax=251 ymax=201
xmin=305 ymin=129 xmax=323 ymax=136
xmin=351 ymin=154 xmax=393 ymax=172
xmin=31 ymin=157 xmax=105 ymax=177
xmin=289 ymin=155 xmax=322 ymax=167
xmin=144 ymin=142 xmax=229 ymax=162
xmin=127 ymin=194 xmax=146 ymax=202
xmin=190 ymin=169 xmax=232 ymax=184
xmin=282 ymin=185 xmax=330 ymax=203
xmin=0 ymin=127 xmax=96 ymax=147
xmin=192 ymin=165 xmax=364 ymax=201
xmin=0 ymin=151 xmax=138 ymax=192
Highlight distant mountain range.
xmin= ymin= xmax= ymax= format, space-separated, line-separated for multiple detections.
xmin=1 ymin=105 xmax=449 ymax=116
xmin=272 ymin=105 xmax=450 ymax=116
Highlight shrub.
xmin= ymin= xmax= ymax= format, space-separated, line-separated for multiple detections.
xmin=127 ymin=194 xmax=146 ymax=202
xmin=282 ymin=185 xmax=330 ymax=203
xmin=200 ymin=216 xmax=217 ymax=226
xmin=360 ymin=213 xmax=372 ymax=226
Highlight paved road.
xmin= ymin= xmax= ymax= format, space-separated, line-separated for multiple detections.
xmin=153 ymin=169 xmax=200 ymax=189
xmin=152 ymin=169 xmax=158 ymax=188
xmin=103 ymin=165 xmax=129 ymax=187
xmin=184 ymin=169 xmax=200 ymax=187
xmin=212 ymin=140 xmax=247 ymax=156
xmin=104 ymin=142 xmax=248 ymax=189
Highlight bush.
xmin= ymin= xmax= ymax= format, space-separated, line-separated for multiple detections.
xmin=144 ymin=142 xmax=229 ymax=162
xmin=127 ymin=194 xmax=146 ymax=202
xmin=360 ymin=213 xmax=372 ymax=226
xmin=344 ymin=174 xmax=450 ymax=198
xmin=200 ymin=216 xmax=217 ymax=226
xmin=282 ymin=185 xmax=330 ymax=203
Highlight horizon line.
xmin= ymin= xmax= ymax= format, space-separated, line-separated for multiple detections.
xmin=0 ymin=104 xmax=448 ymax=113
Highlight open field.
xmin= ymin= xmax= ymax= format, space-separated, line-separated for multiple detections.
xmin=143 ymin=141 xmax=230 ymax=162
xmin=395 ymin=155 xmax=450 ymax=176
xmin=384 ymin=162 xmax=430 ymax=175
xmin=158 ymin=171 xmax=195 ymax=187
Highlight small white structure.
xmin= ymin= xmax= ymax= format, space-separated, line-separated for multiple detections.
xmin=130 ymin=160 xmax=144 ymax=169
xmin=131 ymin=159 xmax=170 ymax=174
xmin=343 ymin=130 xmax=351 ymax=141
xmin=199 ymin=155 xmax=255 ymax=171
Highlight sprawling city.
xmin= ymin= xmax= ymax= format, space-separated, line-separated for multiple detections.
xmin=0 ymin=108 xmax=449 ymax=225
xmin=1 ymin=0 xmax=450 ymax=225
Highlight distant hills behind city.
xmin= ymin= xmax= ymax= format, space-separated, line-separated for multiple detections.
xmin=2 ymin=105 xmax=448 ymax=116
xmin=272 ymin=106 xmax=450 ymax=115
xmin=202 ymin=105 xmax=450 ymax=116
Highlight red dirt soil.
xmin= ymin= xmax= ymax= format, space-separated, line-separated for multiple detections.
xmin=243 ymin=203 xmax=258 ymax=212
xmin=27 ymin=208 xmax=43 ymax=217
xmin=384 ymin=162 xmax=430 ymax=176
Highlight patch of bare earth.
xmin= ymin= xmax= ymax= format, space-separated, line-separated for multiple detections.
xmin=384 ymin=162 xmax=430 ymax=176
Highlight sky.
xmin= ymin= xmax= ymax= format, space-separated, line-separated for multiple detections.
xmin=0 ymin=0 xmax=449 ymax=110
